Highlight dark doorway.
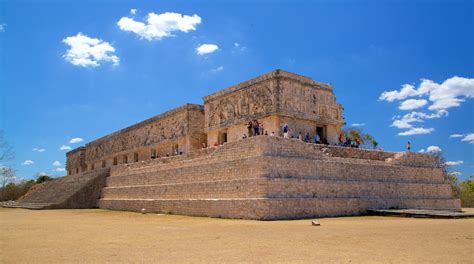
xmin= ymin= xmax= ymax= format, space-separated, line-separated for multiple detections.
xmin=316 ymin=126 xmax=325 ymax=140
xmin=218 ymin=130 xmax=228 ymax=145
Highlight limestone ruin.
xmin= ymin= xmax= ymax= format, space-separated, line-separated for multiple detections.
xmin=16 ymin=69 xmax=461 ymax=219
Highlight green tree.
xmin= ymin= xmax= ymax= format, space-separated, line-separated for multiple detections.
xmin=342 ymin=127 xmax=379 ymax=149
xmin=459 ymin=176 xmax=474 ymax=207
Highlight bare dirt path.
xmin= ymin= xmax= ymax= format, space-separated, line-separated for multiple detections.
xmin=1 ymin=208 xmax=473 ymax=263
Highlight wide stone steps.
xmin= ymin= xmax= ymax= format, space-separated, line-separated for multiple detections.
xmin=1 ymin=202 xmax=56 ymax=209
xmin=102 ymin=178 xmax=453 ymax=200
xmin=106 ymin=157 xmax=444 ymax=188
xmin=98 ymin=197 xmax=461 ymax=220
xmin=17 ymin=168 xmax=109 ymax=208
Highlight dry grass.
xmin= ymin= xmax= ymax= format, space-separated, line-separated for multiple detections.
xmin=0 ymin=208 xmax=473 ymax=263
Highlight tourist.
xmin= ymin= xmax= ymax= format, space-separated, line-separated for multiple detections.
xmin=314 ymin=132 xmax=321 ymax=144
xmin=259 ymin=123 xmax=264 ymax=135
xmin=283 ymin=123 xmax=289 ymax=138
xmin=305 ymin=132 xmax=311 ymax=142
xmin=264 ymin=130 xmax=268 ymax=136
xmin=247 ymin=121 xmax=253 ymax=137
xmin=271 ymin=131 xmax=275 ymax=136
xmin=355 ymin=138 xmax=361 ymax=148
xmin=298 ymin=132 xmax=303 ymax=141
xmin=253 ymin=120 xmax=260 ymax=136
xmin=407 ymin=141 xmax=411 ymax=152
xmin=338 ymin=134 xmax=344 ymax=146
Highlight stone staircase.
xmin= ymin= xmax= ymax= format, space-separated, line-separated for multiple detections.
xmin=1 ymin=201 xmax=55 ymax=210
xmin=9 ymin=168 xmax=110 ymax=209
xmin=98 ymin=136 xmax=461 ymax=220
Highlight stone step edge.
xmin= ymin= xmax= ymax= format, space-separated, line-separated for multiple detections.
xmin=103 ymin=177 xmax=450 ymax=189
xmin=99 ymin=197 xmax=458 ymax=202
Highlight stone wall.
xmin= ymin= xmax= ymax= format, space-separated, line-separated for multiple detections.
xmin=203 ymin=70 xmax=344 ymax=145
xmin=98 ymin=136 xmax=460 ymax=220
xmin=66 ymin=104 xmax=205 ymax=175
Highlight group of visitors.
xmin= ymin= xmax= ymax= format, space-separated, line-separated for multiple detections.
xmin=337 ymin=134 xmax=361 ymax=148
xmin=243 ymin=122 xmax=327 ymax=144
xmin=247 ymin=120 xmax=266 ymax=137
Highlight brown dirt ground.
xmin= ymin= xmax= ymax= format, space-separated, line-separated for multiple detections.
xmin=0 ymin=208 xmax=473 ymax=263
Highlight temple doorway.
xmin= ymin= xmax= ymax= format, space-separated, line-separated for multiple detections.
xmin=218 ymin=130 xmax=228 ymax=145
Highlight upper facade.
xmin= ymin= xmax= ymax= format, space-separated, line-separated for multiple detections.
xmin=204 ymin=69 xmax=343 ymax=145
xmin=66 ymin=70 xmax=343 ymax=175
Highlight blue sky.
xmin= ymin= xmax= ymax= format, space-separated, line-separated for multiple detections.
xmin=1 ymin=0 xmax=473 ymax=181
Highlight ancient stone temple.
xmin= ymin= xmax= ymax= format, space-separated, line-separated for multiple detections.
xmin=16 ymin=70 xmax=461 ymax=219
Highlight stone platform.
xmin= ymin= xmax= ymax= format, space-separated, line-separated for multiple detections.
xmin=367 ymin=209 xmax=472 ymax=219
xmin=98 ymin=136 xmax=460 ymax=220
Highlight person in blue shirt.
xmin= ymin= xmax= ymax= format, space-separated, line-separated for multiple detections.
xmin=314 ymin=132 xmax=321 ymax=144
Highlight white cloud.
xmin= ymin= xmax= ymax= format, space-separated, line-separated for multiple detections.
xmin=398 ymin=127 xmax=434 ymax=136
xmin=52 ymin=161 xmax=62 ymax=167
xmin=426 ymin=145 xmax=442 ymax=153
xmin=69 ymin=137 xmax=83 ymax=144
xmin=211 ymin=66 xmax=224 ymax=73
xmin=234 ymin=43 xmax=239 ymax=48
xmin=55 ymin=167 xmax=66 ymax=172
xmin=117 ymin=12 xmax=201 ymax=41
xmin=38 ymin=172 xmax=50 ymax=177
xmin=449 ymin=134 xmax=464 ymax=138
xmin=399 ymin=99 xmax=428 ymax=110
xmin=448 ymin=171 xmax=462 ymax=177
xmin=0 ymin=24 xmax=5 ymax=32
xmin=22 ymin=160 xmax=34 ymax=165
xmin=130 ymin=9 xmax=137 ymax=15
xmin=461 ymin=133 xmax=474 ymax=144
xmin=380 ymin=76 xmax=474 ymax=111
xmin=391 ymin=110 xmax=447 ymax=129
xmin=33 ymin=148 xmax=46 ymax=152
xmin=351 ymin=123 xmax=366 ymax=127
xmin=62 ymin=33 xmax=119 ymax=68
xmin=60 ymin=145 xmax=72 ymax=151
xmin=379 ymin=84 xmax=419 ymax=102
xmin=196 ymin=44 xmax=219 ymax=55
xmin=445 ymin=160 xmax=464 ymax=166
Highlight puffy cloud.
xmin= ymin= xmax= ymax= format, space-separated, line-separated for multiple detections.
xmin=351 ymin=123 xmax=366 ymax=127
xmin=130 ymin=9 xmax=137 ymax=15
xmin=33 ymin=148 xmax=46 ymax=152
xmin=380 ymin=76 xmax=474 ymax=111
xmin=379 ymin=84 xmax=419 ymax=102
xmin=60 ymin=145 xmax=72 ymax=151
xmin=449 ymin=134 xmax=464 ymax=138
xmin=117 ymin=12 xmax=201 ymax=41
xmin=38 ymin=172 xmax=50 ymax=177
xmin=398 ymin=99 xmax=428 ymax=110
xmin=0 ymin=24 xmax=5 ymax=32
xmin=398 ymin=127 xmax=434 ymax=136
xmin=391 ymin=111 xmax=447 ymax=129
xmin=55 ymin=168 xmax=66 ymax=172
xmin=196 ymin=44 xmax=219 ymax=55
xmin=52 ymin=161 xmax=62 ymax=167
xmin=461 ymin=133 xmax=474 ymax=144
xmin=427 ymin=77 xmax=474 ymax=110
xmin=448 ymin=171 xmax=462 ymax=177
xmin=62 ymin=33 xmax=119 ymax=68
xmin=211 ymin=66 xmax=224 ymax=73
xmin=426 ymin=145 xmax=442 ymax=153
xmin=234 ymin=43 xmax=239 ymax=48
xmin=22 ymin=160 xmax=34 ymax=165
xmin=69 ymin=137 xmax=83 ymax=144
xmin=445 ymin=160 xmax=464 ymax=166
